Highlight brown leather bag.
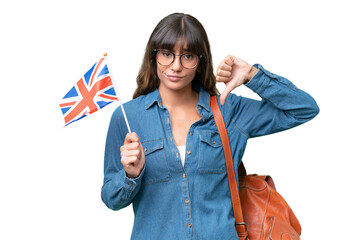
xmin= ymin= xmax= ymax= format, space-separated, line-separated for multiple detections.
xmin=210 ymin=95 xmax=302 ymax=240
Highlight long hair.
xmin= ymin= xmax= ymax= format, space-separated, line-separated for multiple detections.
xmin=133 ymin=13 xmax=218 ymax=99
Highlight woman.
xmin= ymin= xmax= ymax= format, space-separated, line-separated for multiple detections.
xmin=101 ymin=13 xmax=319 ymax=240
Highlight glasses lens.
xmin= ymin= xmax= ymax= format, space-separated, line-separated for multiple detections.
xmin=156 ymin=50 xmax=174 ymax=66
xmin=181 ymin=53 xmax=198 ymax=69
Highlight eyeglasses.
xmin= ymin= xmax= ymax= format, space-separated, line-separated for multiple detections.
xmin=154 ymin=49 xmax=201 ymax=69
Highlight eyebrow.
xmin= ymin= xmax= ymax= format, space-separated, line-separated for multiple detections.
xmin=163 ymin=48 xmax=192 ymax=53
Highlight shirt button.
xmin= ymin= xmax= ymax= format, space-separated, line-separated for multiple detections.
xmin=176 ymin=153 xmax=179 ymax=158
xmin=187 ymin=150 xmax=191 ymax=155
xmin=202 ymin=118 xmax=205 ymax=122
xmin=188 ymin=223 xmax=192 ymax=228
xmin=185 ymin=199 xmax=190 ymax=204
xmin=189 ymin=132 xmax=193 ymax=136
xmin=170 ymin=137 xmax=173 ymax=141
xmin=183 ymin=173 xmax=187 ymax=178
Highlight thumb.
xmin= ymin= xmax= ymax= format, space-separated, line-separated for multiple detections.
xmin=220 ymin=82 xmax=235 ymax=105
xmin=124 ymin=132 xmax=140 ymax=144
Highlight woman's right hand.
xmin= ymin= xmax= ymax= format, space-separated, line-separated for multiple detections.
xmin=120 ymin=132 xmax=145 ymax=178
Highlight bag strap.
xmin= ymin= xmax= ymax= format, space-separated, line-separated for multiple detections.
xmin=210 ymin=95 xmax=248 ymax=239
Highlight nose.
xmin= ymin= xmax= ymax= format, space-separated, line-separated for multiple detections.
xmin=171 ymin=55 xmax=183 ymax=71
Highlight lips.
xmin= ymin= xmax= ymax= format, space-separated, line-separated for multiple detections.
xmin=166 ymin=74 xmax=184 ymax=81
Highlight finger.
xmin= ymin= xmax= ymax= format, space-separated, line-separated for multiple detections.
xmin=123 ymin=161 xmax=135 ymax=174
xmin=120 ymin=145 xmax=125 ymax=153
xmin=216 ymin=69 xmax=232 ymax=78
xmin=121 ymin=149 xmax=141 ymax=159
xmin=216 ymin=75 xmax=231 ymax=83
xmin=121 ymin=156 xmax=138 ymax=165
xmin=127 ymin=132 xmax=140 ymax=143
xmin=124 ymin=132 xmax=140 ymax=144
xmin=217 ymin=62 xmax=232 ymax=72
xmin=122 ymin=141 xmax=140 ymax=151
xmin=224 ymin=55 xmax=236 ymax=67
xmin=120 ymin=143 xmax=137 ymax=154
xmin=220 ymin=83 xmax=236 ymax=106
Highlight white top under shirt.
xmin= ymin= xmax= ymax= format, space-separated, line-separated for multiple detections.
xmin=176 ymin=145 xmax=186 ymax=167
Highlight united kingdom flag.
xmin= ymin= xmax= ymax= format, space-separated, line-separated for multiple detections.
xmin=59 ymin=58 xmax=118 ymax=126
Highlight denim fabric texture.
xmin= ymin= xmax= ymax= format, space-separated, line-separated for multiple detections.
xmin=101 ymin=64 xmax=319 ymax=240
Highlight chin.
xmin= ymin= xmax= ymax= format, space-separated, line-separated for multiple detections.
xmin=160 ymin=81 xmax=193 ymax=93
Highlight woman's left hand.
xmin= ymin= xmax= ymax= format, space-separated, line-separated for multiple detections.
xmin=216 ymin=55 xmax=258 ymax=105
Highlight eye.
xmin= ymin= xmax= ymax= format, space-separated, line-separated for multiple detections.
xmin=161 ymin=51 xmax=172 ymax=58
xmin=183 ymin=54 xmax=194 ymax=60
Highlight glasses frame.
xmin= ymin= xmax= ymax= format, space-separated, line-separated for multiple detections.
xmin=153 ymin=49 xmax=202 ymax=69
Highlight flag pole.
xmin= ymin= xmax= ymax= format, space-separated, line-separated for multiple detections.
xmin=103 ymin=53 xmax=132 ymax=133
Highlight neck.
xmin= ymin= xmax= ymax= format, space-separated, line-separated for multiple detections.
xmin=159 ymin=85 xmax=198 ymax=109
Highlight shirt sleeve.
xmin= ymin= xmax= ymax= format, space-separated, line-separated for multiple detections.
xmin=101 ymin=107 xmax=145 ymax=211
xmin=226 ymin=64 xmax=320 ymax=138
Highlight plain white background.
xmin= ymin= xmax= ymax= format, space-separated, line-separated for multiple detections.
xmin=1 ymin=0 xmax=359 ymax=239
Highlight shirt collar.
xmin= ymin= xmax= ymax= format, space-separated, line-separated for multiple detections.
xmin=196 ymin=86 xmax=211 ymax=112
xmin=144 ymin=86 xmax=212 ymax=113
xmin=145 ymin=88 xmax=163 ymax=110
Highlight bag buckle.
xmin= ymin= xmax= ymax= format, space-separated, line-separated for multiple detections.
xmin=235 ymin=222 xmax=248 ymax=239
xmin=235 ymin=222 xmax=247 ymax=230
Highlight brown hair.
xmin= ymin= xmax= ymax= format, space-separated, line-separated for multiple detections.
xmin=133 ymin=13 xmax=218 ymax=99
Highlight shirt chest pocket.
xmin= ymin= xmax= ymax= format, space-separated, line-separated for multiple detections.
xmin=142 ymin=139 xmax=171 ymax=185
xmin=197 ymin=132 xmax=226 ymax=174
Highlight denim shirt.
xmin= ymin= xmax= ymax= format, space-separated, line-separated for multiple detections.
xmin=101 ymin=64 xmax=319 ymax=240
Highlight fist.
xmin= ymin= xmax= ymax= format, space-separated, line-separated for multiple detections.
xmin=120 ymin=132 xmax=145 ymax=178
xmin=216 ymin=55 xmax=258 ymax=105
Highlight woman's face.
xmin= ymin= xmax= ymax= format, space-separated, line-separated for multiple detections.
xmin=156 ymin=41 xmax=198 ymax=94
